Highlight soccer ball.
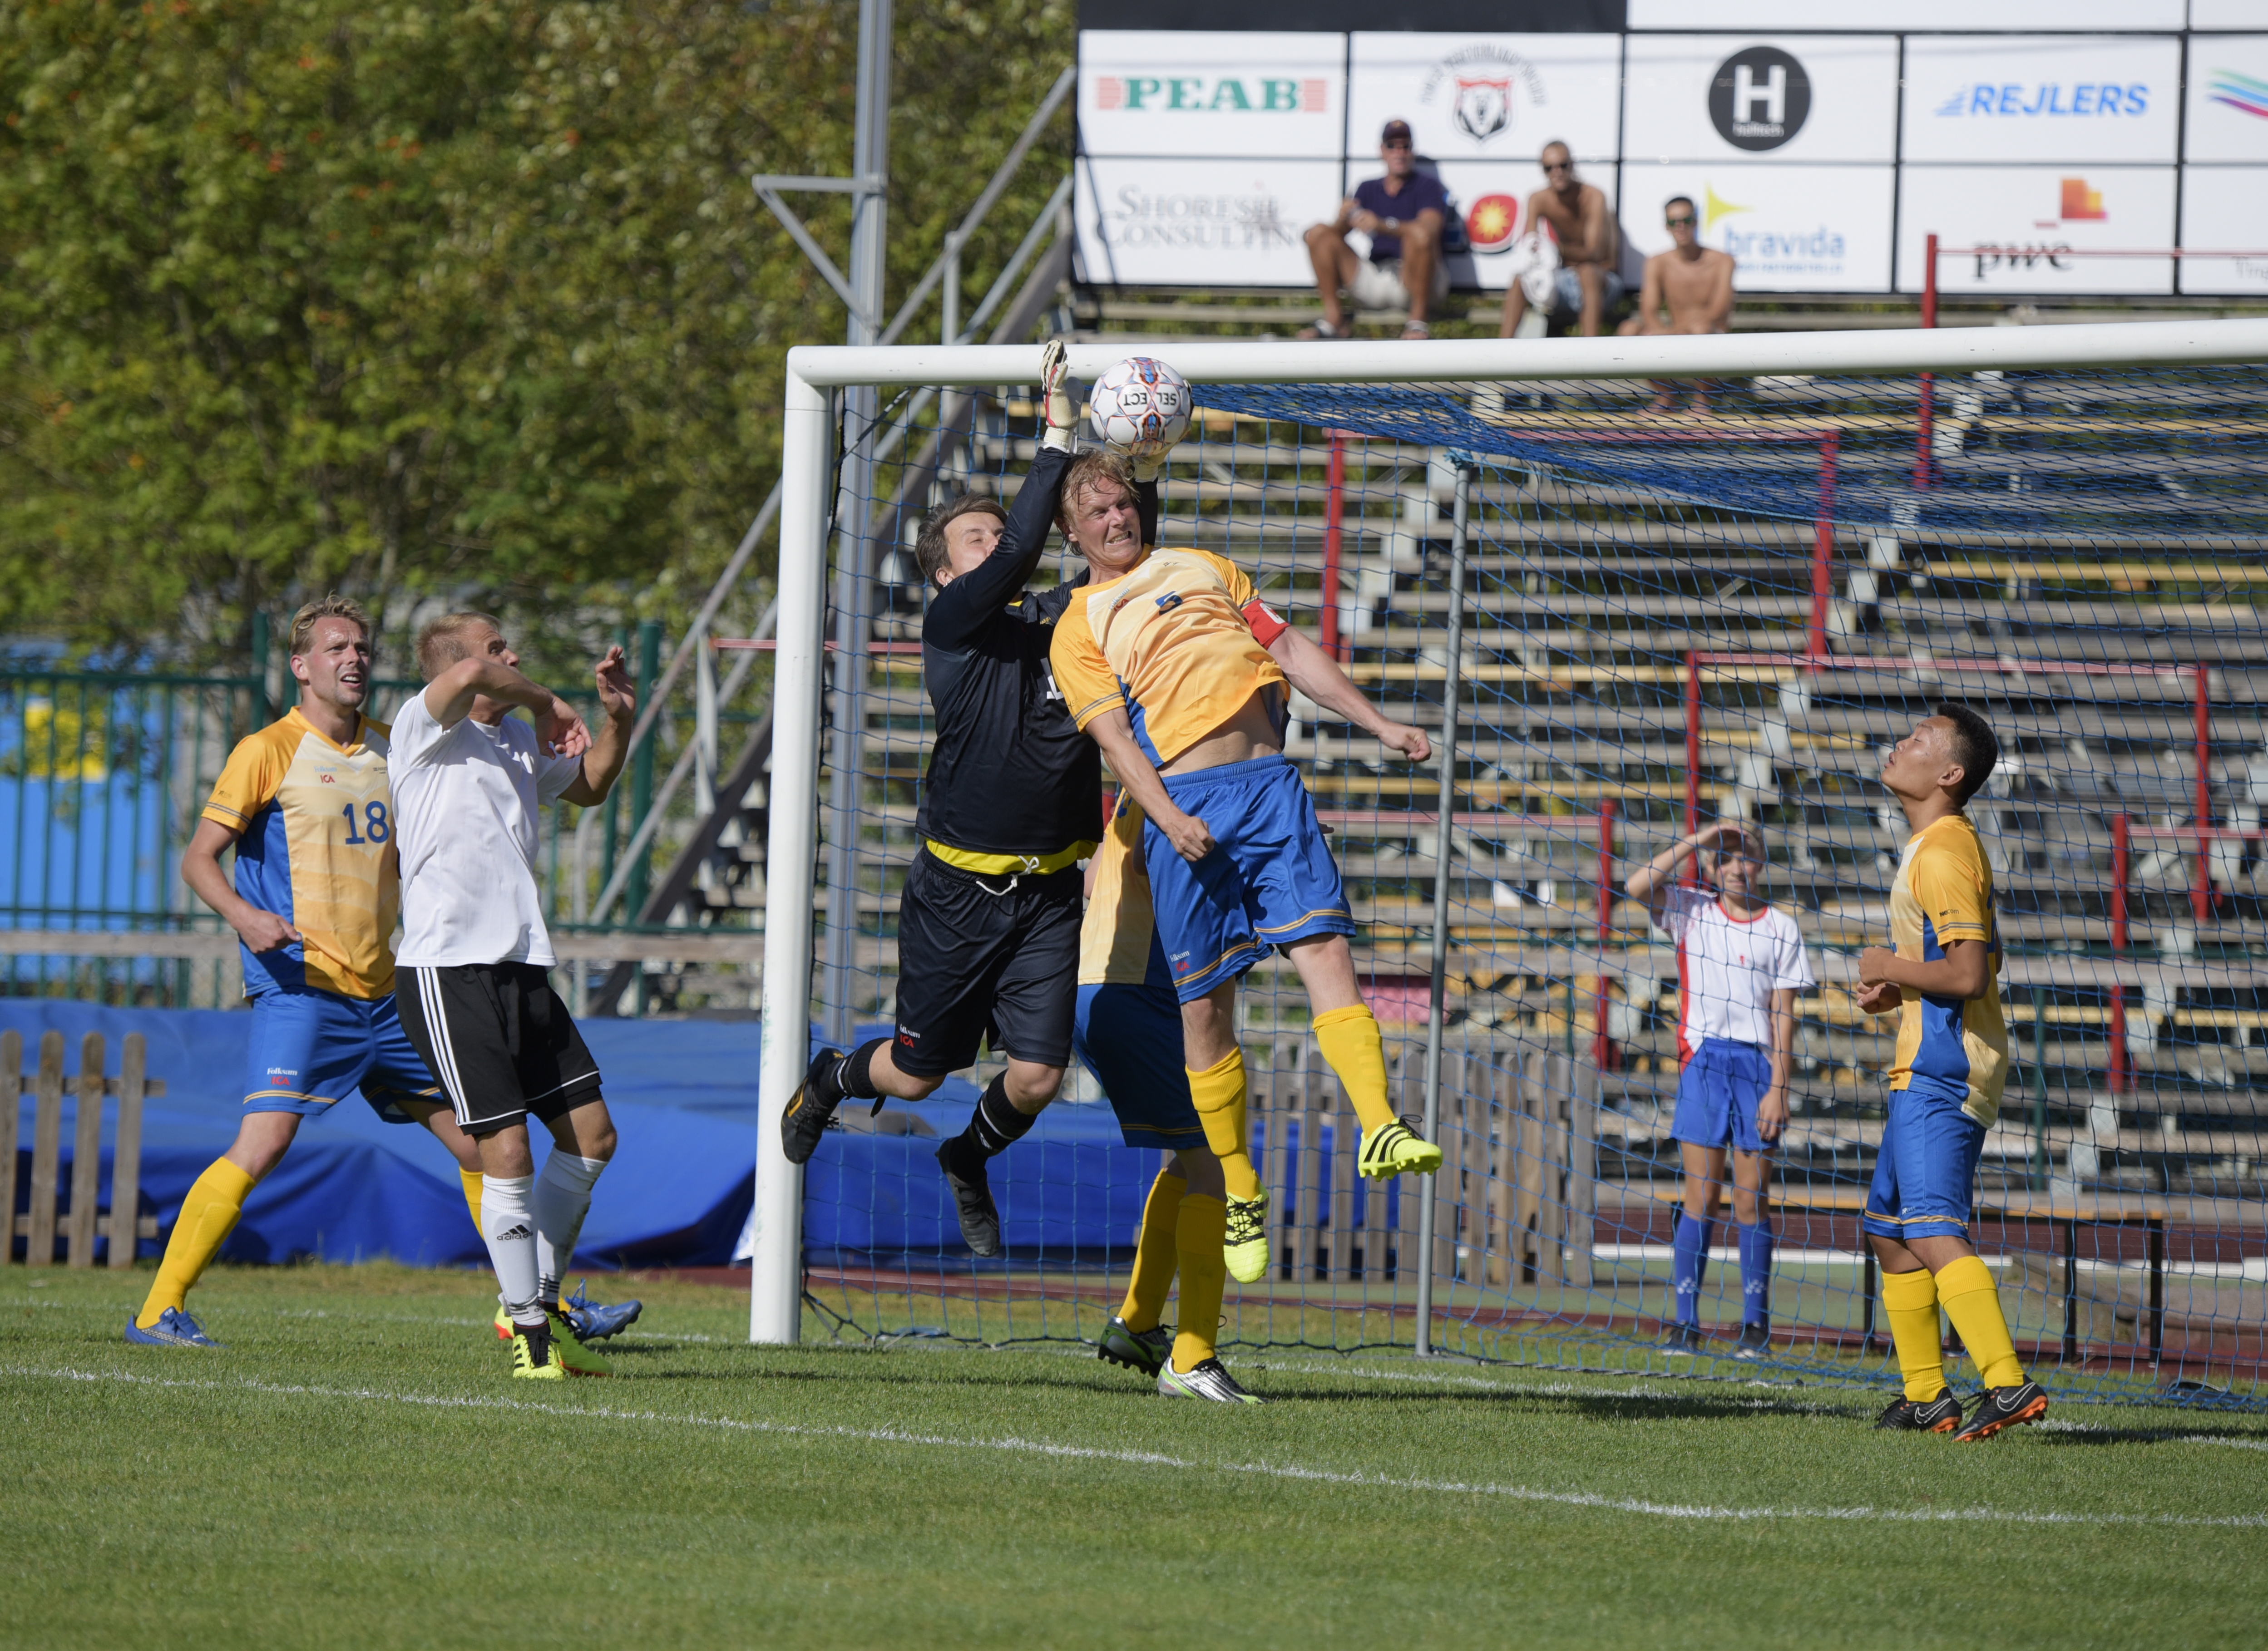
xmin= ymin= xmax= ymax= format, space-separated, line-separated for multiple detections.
xmin=1087 ymin=356 xmax=1192 ymax=458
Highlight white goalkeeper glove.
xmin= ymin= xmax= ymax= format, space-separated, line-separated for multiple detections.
xmin=1039 ymin=338 xmax=1077 ymax=452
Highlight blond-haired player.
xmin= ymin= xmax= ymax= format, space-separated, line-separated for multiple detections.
xmin=1049 ymin=449 xmax=1440 ymax=1292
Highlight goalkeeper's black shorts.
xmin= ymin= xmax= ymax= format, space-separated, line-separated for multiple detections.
xmin=889 ymin=849 xmax=1079 ymax=1078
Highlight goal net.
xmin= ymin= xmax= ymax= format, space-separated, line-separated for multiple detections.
xmin=752 ymin=324 xmax=2268 ymax=1410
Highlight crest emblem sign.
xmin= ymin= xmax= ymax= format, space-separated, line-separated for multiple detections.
xmin=1453 ymin=76 xmax=1513 ymax=143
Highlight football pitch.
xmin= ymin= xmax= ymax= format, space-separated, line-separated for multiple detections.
xmin=5 ymin=1266 xmax=2265 ymax=1650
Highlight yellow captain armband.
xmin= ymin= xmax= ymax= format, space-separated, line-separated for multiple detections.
xmin=924 ymin=839 xmax=1097 ymax=879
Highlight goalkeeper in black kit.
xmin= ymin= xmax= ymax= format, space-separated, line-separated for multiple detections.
xmin=781 ymin=340 xmax=1101 ymax=1257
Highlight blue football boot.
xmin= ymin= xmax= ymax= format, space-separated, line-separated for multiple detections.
xmin=124 ymin=1307 xmax=222 ymax=1348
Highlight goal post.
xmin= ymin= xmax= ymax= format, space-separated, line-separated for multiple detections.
xmin=752 ymin=320 xmax=2268 ymax=1391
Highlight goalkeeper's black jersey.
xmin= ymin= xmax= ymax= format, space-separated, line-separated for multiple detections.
xmin=915 ymin=444 xmax=1097 ymax=860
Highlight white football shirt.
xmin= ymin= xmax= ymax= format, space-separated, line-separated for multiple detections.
xmin=1655 ymin=886 xmax=1815 ymax=1055
xmin=388 ymin=690 xmax=584 ymax=969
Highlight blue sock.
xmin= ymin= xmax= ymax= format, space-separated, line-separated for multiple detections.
xmin=1738 ymin=1220 xmax=1773 ymax=1326
xmin=1671 ymin=1212 xmax=1713 ymax=1326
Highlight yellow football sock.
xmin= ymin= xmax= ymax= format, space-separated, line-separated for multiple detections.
xmin=1881 ymin=1267 xmax=1945 ymax=1402
xmin=459 ymin=1168 xmax=484 ymax=1233
xmin=136 ymin=1159 xmax=256 ymax=1329
xmin=1935 ymin=1254 xmax=2025 ymax=1389
xmin=1313 ymin=1004 xmax=1396 ymax=1134
xmin=1186 ymin=1051 xmax=1261 ymax=1202
xmin=1119 ymin=1169 xmax=1186 ymax=1332
xmin=1170 ymin=1193 xmax=1227 ymax=1374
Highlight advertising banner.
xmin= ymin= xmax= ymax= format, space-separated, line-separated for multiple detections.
xmin=1627 ymin=1 xmax=2185 ymax=30
xmin=2184 ymin=36 xmax=2268 ymax=163
xmin=1078 ymin=30 xmax=1346 ymax=159
xmin=1075 ymin=156 xmax=1339 ymax=287
xmin=1621 ymin=163 xmax=1893 ymax=291
xmin=1900 ymin=36 xmax=2183 ymax=166
xmin=1344 ymin=33 xmax=1621 ymax=167
xmin=2177 ymin=168 xmax=2268 ymax=295
xmin=1428 ymin=161 xmax=1620 ymax=291
xmin=1623 ymin=36 xmax=1898 ymax=166
xmin=1896 ymin=166 xmax=2177 ymax=294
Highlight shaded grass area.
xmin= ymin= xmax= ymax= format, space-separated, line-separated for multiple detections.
xmin=4 ymin=1264 xmax=2266 ymax=1650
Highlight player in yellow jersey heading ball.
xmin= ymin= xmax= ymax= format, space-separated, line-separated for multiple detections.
xmin=1050 ymin=451 xmax=1441 ymax=1291
xmin=1856 ymin=703 xmax=2047 ymax=1442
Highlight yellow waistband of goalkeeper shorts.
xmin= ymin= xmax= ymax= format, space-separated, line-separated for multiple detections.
xmin=923 ymin=839 xmax=1096 ymax=879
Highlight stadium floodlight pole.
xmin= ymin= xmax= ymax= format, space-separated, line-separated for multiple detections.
xmin=1413 ymin=463 xmax=1472 ymax=1359
xmin=817 ymin=0 xmax=894 ymax=1051
xmin=747 ymin=314 xmax=2268 ymax=1342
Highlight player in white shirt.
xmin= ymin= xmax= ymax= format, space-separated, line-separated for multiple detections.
xmin=389 ymin=613 xmax=636 ymax=1380
xmin=1626 ymin=823 xmax=1815 ymax=1360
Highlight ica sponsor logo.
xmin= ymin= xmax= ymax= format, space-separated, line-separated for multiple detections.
xmin=1932 ymin=82 xmax=2150 ymax=119
xmin=1419 ymin=46 xmax=1545 ymax=147
xmin=1093 ymin=75 xmax=1329 ymax=115
xmin=1098 ymin=185 xmax=1296 ymax=252
xmin=1707 ymin=47 xmax=1810 ymax=152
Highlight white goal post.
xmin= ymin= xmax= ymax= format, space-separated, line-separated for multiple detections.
xmin=749 ymin=317 xmax=2268 ymax=1344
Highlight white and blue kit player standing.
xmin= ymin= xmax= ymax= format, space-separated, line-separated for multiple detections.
xmin=1626 ymin=822 xmax=1814 ymax=1358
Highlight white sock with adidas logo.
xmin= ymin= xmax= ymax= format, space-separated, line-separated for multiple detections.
xmin=480 ymin=1173 xmax=542 ymax=1323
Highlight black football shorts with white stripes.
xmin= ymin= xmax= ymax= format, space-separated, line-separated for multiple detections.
xmin=395 ymin=961 xmax=602 ymax=1134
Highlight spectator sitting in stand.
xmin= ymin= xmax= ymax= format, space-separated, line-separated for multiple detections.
xmin=1497 ymin=140 xmax=1621 ymax=339
xmin=1302 ymin=119 xmax=1450 ymax=341
xmin=1619 ymin=194 xmax=1737 ymax=414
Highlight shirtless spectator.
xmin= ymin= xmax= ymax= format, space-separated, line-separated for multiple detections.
xmin=1497 ymin=141 xmax=1621 ymax=339
xmin=1620 ymin=196 xmax=1736 ymax=414
xmin=1303 ymin=119 xmax=1450 ymax=341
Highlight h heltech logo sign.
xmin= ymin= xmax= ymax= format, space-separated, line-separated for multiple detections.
xmin=1709 ymin=46 xmax=1810 ymax=152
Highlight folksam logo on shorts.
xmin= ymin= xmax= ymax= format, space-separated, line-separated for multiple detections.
xmin=1932 ymin=83 xmax=2151 ymax=118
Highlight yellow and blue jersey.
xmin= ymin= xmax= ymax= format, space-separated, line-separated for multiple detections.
xmin=202 ymin=708 xmax=399 ymax=1000
xmin=1888 ymin=813 xmax=2008 ymax=1125
xmin=1049 ymin=548 xmax=1289 ymax=768
xmin=1072 ymin=796 xmax=1206 ymax=1151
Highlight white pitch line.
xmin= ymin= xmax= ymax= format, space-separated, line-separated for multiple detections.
xmin=8 ymin=1364 xmax=2265 ymax=1529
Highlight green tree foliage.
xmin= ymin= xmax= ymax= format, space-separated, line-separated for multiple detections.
xmin=0 ymin=0 xmax=1072 ymax=665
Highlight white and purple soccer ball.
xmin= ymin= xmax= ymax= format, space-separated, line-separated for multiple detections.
xmin=1087 ymin=355 xmax=1192 ymax=459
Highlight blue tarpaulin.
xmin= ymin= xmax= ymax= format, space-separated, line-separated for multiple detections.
xmin=3 ymin=1003 xmax=1151 ymax=1269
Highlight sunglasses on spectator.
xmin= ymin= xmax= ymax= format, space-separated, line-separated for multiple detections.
xmin=1382 ymin=138 xmax=1412 ymax=149
xmin=1543 ymin=161 xmax=1573 ymax=173
xmin=1665 ymin=214 xmax=1696 ymax=226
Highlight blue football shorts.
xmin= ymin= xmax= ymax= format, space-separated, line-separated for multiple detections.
xmin=1670 ymin=1037 xmax=1774 ymax=1154
xmin=243 ymin=985 xmax=442 ymax=1125
xmin=1075 ymin=995 xmax=1206 ymax=1155
xmin=1142 ymin=754 xmax=1355 ymax=1003
xmin=1863 ymin=1075 xmax=1986 ymax=1242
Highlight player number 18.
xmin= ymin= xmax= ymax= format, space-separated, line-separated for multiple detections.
xmin=340 ymin=800 xmax=390 ymax=844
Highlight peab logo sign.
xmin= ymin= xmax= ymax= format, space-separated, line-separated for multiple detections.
xmin=1094 ymin=75 xmax=1329 ymax=114
xmin=1708 ymin=47 xmax=1810 ymax=151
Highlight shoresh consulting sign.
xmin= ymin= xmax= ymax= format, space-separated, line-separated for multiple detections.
xmin=1076 ymin=31 xmax=1344 ymax=286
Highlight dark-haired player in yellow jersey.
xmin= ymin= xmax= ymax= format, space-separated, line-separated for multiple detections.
xmin=1856 ymin=703 xmax=2047 ymax=1441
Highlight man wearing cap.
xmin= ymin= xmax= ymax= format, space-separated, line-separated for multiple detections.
xmin=1303 ymin=120 xmax=1451 ymax=341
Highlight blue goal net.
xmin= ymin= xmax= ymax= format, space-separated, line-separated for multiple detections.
xmin=796 ymin=360 xmax=2268 ymax=1410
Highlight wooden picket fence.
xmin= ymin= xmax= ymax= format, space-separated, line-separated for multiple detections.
xmin=1 ymin=1030 xmax=166 ymax=1268
xmin=1249 ymin=1038 xmax=1597 ymax=1289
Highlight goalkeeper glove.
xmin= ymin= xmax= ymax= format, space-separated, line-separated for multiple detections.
xmin=1129 ymin=446 xmax=1166 ymax=483
xmin=1039 ymin=338 xmax=1077 ymax=452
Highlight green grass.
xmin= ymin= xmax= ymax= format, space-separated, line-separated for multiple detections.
xmin=5 ymin=1265 xmax=2266 ymax=1650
